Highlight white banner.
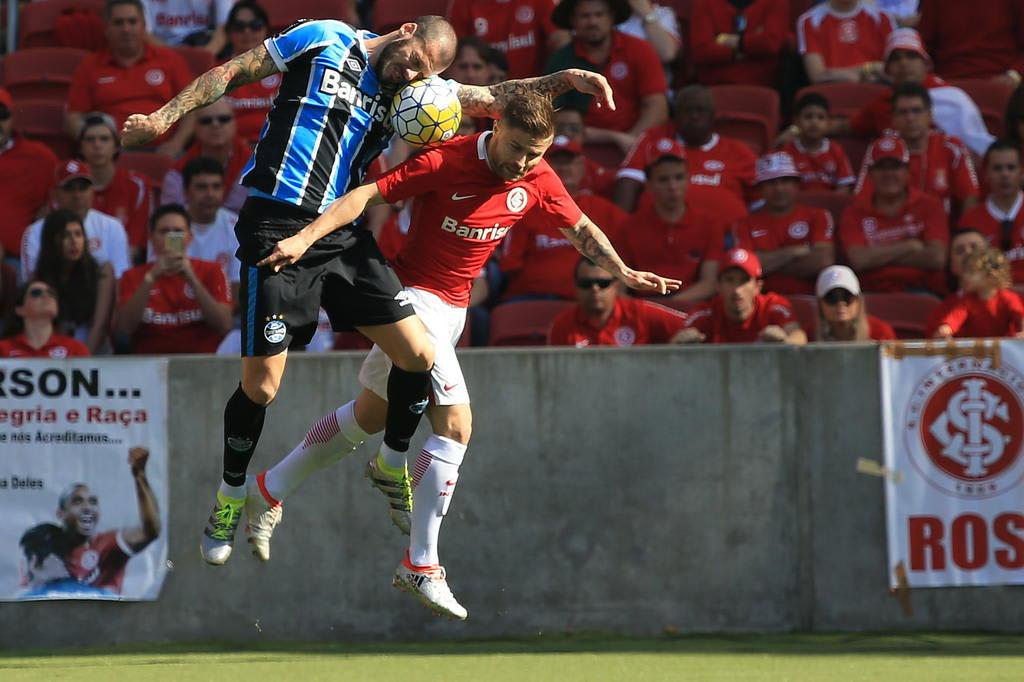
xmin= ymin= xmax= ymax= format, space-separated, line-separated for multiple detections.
xmin=0 ymin=359 xmax=169 ymax=601
xmin=881 ymin=340 xmax=1024 ymax=588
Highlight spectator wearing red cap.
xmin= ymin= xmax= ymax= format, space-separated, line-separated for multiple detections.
xmin=855 ymin=83 xmax=979 ymax=218
xmin=782 ymin=92 xmax=855 ymax=193
xmin=932 ymin=247 xmax=1024 ymax=339
xmin=0 ymin=88 xmax=58 ymax=262
xmin=547 ymin=258 xmax=687 ymax=346
xmin=614 ymin=85 xmax=755 ymax=218
xmin=66 ymin=0 xmax=195 ymax=155
xmin=114 ymin=204 xmax=232 ymax=354
xmin=546 ymin=0 xmax=668 ymax=153
xmin=618 ymin=140 xmax=725 ymax=302
xmin=554 ymin=106 xmax=615 ymax=195
xmin=0 ymin=279 xmax=90 ymax=358
xmin=814 ymin=265 xmax=896 ymax=341
xmin=221 ymin=1 xmax=279 ymax=145
xmin=796 ymin=0 xmax=895 ymax=84
xmin=734 ymin=152 xmax=835 ymax=295
xmin=959 ymin=141 xmax=1024 ymax=286
xmin=677 ymin=248 xmax=807 ymax=344
xmin=21 ymin=160 xmax=131 ymax=280
xmin=448 ymin=0 xmax=568 ymax=80
xmin=918 ymin=0 xmax=1024 ymax=83
xmin=688 ymin=0 xmax=788 ymax=87
xmin=500 ymin=135 xmax=627 ymax=301
xmin=840 ymin=136 xmax=948 ymax=294
xmin=77 ymin=112 xmax=153 ymax=262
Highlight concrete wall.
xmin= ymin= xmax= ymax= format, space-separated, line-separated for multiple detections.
xmin=3 ymin=347 xmax=1022 ymax=649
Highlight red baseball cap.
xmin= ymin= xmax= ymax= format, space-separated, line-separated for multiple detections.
xmin=866 ymin=136 xmax=910 ymax=167
xmin=56 ymin=159 xmax=93 ymax=186
xmin=546 ymin=134 xmax=583 ymax=157
xmin=721 ymin=248 xmax=763 ymax=279
xmin=644 ymin=137 xmax=687 ymax=170
xmin=0 ymin=88 xmax=12 ymax=111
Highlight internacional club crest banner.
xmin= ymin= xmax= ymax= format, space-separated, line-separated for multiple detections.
xmin=881 ymin=341 xmax=1024 ymax=588
xmin=0 ymin=359 xmax=168 ymax=601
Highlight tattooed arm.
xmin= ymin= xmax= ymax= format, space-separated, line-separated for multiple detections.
xmin=560 ymin=214 xmax=681 ymax=295
xmin=456 ymin=69 xmax=616 ymax=119
xmin=121 ymin=45 xmax=278 ymax=147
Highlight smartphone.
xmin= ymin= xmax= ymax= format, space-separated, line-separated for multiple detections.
xmin=165 ymin=231 xmax=185 ymax=255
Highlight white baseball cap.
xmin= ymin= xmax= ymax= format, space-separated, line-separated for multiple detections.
xmin=816 ymin=265 xmax=861 ymax=298
xmin=755 ymin=151 xmax=800 ymax=185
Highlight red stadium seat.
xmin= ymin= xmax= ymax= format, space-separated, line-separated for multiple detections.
xmin=787 ymin=294 xmax=818 ymax=338
xmin=863 ymin=292 xmax=942 ymax=340
xmin=374 ymin=0 xmax=449 ymax=32
xmin=175 ymin=46 xmax=215 ymax=78
xmin=18 ymin=0 xmax=104 ymax=48
xmin=710 ymin=85 xmax=780 ymax=155
xmin=950 ymin=79 xmax=1014 ymax=138
xmin=12 ymin=99 xmax=71 ymax=158
xmin=118 ymin=151 xmax=175 ymax=191
xmin=795 ymin=83 xmax=889 ymax=120
xmin=832 ymin=134 xmax=870 ymax=178
xmin=797 ymin=189 xmax=854 ymax=227
xmin=583 ymin=142 xmax=624 ymax=169
xmin=1 ymin=47 xmax=88 ymax=101
xmin=490 ymin=300 xmax=573 ymax=346
xmin=263 ymin=0 xmax=359 ymax=33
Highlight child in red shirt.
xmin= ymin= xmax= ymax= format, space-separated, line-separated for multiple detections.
xmin=933 ymin=248 xmax=1024 ymax=339
xmin=782 ymin=92 xmax=855 ymax=193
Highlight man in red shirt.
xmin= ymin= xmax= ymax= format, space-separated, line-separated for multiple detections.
xmin=735 ymin=152 xmax=835 ymax=295
xmin=959 ymin=140 xmax=1024 ymax=285
xmin=448 ymin=0 xmax=568 ymax=80
xmin=689 ymin=0 xmax=788 ymax=87
xmin=840 ymin=136 xmax=948 ymax=293
xmin=678 ymin=248 xmax=807 ymax=344
xmin=554 ymin=106 xmax=615 ymax=195
xmin=0 ymin=88 xmax=57 ymax=259
xmin=250 ymin=97 xmax=680 ymax=619
xmin=546 ymin=0 xmax=668 ymax=151
xmin=796 ymin=0 xmax=895 ymax=83
xmin=548 ymin=257 xmax=686 ymax=346
xmin=854 ymin=83 xmax=979 ymax=218
xmin=0 ymin=280 xmax=90 ymax=358
xmin=113 ymin=204 xmax=232 ymax=354
xmin=614 ymin=85 xmax=755 ymax=217
xmin=500 ymin=134 xmax=627 ymax=300
xmin=66 ymin=0 xmax=195 ymax=155
xmin=918 ymin=0 xmax=1024 ymax=82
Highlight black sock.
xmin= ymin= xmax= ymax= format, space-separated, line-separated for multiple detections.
xmin=383 ymin=366 xmax=431 ymax=452
xmin=222 ymin=384 xmax=267 ymax=487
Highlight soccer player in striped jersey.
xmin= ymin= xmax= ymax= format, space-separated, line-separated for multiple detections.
xmin=249 ymin=93 xmax=680 ymax=619
xmin=121 ymin=16 xmax=617 ymax=567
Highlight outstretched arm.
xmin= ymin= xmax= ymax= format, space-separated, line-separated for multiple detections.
xmin=122 ymin=45 xmax=279 ymax=147
xmin=456 ymin=69 xmax=616 ymax=118
xmin=121 ymin=447 xmax=160 ymax=553
xmin=560 ymin=214 xmax=681 ymax=295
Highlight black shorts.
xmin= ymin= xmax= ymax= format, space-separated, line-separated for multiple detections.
xmin=235 ymin=197 xmax=414 ymax=357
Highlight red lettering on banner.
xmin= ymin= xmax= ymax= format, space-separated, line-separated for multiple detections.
xmin=994 ymin=513 xmax=1024 ymax=569
xmin=909 ymin=513 xmax=1024 ymax=571
xmin=951 ymin=514 xmax=988 ymax=569
xmin=86 ymin=406 xmax=148 ymax=426
xmin=909 ymin=516 xmax=945 ymax=570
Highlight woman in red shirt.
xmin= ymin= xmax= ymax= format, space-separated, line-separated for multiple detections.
xmin=220 ymin=1 xmax=278 ymax=145
xmin=0 ymin=279 xmax=90 ymax=358
xmin=933 ymin=248 xmax=1024 ymax=339
xmin=815 ymin=265 xmax=897 ymax=341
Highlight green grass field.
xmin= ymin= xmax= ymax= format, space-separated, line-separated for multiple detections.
xmin=3 ymin=633 xmax=1023 ymax=681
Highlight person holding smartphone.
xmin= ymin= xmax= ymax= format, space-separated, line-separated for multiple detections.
xmin=113 ymin=204 xmax=232 ymax=354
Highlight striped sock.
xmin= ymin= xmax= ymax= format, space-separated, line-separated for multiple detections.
xmin=409 ymin=434 xmax=466 ymax=567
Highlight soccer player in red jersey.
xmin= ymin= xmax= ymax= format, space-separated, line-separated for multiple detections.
xmin=959 ymin=141 xmax=1024 ymax=286
xmin=249 ymin=94 xmax=680 ymax=620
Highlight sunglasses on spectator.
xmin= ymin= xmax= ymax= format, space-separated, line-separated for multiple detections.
xmin=26 ymin=286 xmax=56 ymax=299
xmin=228 ymin=19 xmax=266 ymax=32
xmin=198 ymin=114 xmax=233 ymax=126
xmin=576 ymin=278 xmax=616 ymax=289
xmin=822 ymin=289 xmax=856 ymax=305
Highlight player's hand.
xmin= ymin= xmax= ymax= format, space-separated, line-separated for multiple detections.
xmin=563 ymin=69 xmax=616 ymax=111
xmin=129 ymin=447 xmax=149 ymax=473
xmin=121 ymin=113 xmax=167 ymax=148
xmin=620 ymin=269 xmax=682 ymax=295
xmin=759 ymin=325 xmax=788 ymax=343
xmin=258 ymin=233 xmax=313 ymax=272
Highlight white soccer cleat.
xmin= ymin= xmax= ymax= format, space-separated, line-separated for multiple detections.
xmin=200 ymin=486 xmax=246 ymax=566
xmin=392 ymin=552 xmax=468 ymax=620
xmin=245 ymin=472 xmax=283 ymax=562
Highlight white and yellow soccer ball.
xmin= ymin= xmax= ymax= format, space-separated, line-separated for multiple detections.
xmin=390 ymin=76 xmax=462 ymax=147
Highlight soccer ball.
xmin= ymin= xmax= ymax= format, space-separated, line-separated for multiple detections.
xmin=390 ymin=76 xmax=462 ymax=147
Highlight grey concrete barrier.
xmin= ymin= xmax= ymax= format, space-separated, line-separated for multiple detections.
xmin=2 ymin=346 xmax=1022 ymax=649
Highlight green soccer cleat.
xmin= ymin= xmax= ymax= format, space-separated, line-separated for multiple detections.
xmin=200 ymin=487 xmax=246 ymax=566
xmin=365 ymin=455 xmax=412 ymax=535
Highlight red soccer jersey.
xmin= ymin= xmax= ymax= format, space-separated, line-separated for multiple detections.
xmin=850 ymin=74 xmax=946 ymax=138
xmin=501 ymin=194 xmax=626 ymax=301
xmin=868 ymin=314 xmax=898 ymax=340
xmin=781 ymin=138 xmax=855 ymax=192
xmin=117 ymin=259 xmax=230 ymax=354
xmin=0 ymin=333 xmax=90 ymax=358
xmin=918 ymin=0 xmax=1024 ymax=79
xmin=64 ymin=530 xmax=131 ymax=594
xmin=580 ymin=157 xmax=615 ymax=196
xmin=223 ymin=72 xmax=281 ymax=144
xmin=684 ymin=291 xmax=797 ymax=343
xmin=839 ymin=190 xmax=949 ymax=292
xmin=689 ymin=0 xmax=788 ymax=87
xmin=796 ymin=2 xmax=895 ymax=68
xmin=855 ymin=131 xmax=979 ymax=211
xmin=448 ymin=0 xmax=559 ymax=80
xmin=0 ymin=137 xmax=57 ymax=257
xmin=933 ymin=289 xmax=1024 ymax=338
xmin=94 ymin=167 xmax=152 ymax=251
xmin=376 ymin=133 xmax=583 ymax=307
xmin=959 ymin=195 xmax=1024 ymax=284
xmin=735 ymin=205 xmax=834 ymax=295
xmin=547 ymin=297 xmax=686 ymax=347
xmin=620 ymin=202 xmax=726 ymax=290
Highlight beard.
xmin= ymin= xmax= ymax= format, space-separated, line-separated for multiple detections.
xmin=375 ymin=42 xmax=410 ymax=87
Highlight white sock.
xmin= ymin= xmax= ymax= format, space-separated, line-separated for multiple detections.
xmin=379 ymin=443 xmax=407 ymax=471
xmin=218 ymin=480 xmax=246 ymax=500
xmin=262 ymin=401 xmax=369 ymax=502
xmin=409 ymin=434 xmax=466 ymax=567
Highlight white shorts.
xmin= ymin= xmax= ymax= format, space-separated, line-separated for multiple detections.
xmin=358 ymin=287 xmax=470 ymax=405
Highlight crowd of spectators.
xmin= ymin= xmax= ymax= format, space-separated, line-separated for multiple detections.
xmin=3 ymin=0 xmax=1024 ymax=358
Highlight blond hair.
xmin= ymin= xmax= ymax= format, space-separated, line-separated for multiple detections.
xmin=963 ymin=247 xmax=1012 ymax=289
xmin=816 ymin=297 xmax=871 ymax=342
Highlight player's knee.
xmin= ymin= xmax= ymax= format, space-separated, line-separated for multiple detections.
xmin=241 ymin=376 xmax=279 ymax=406
xmin=393 ymin=341 xmax=434 ymax=373
xmin=435 ymin=409 xmax=471 ymax=445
